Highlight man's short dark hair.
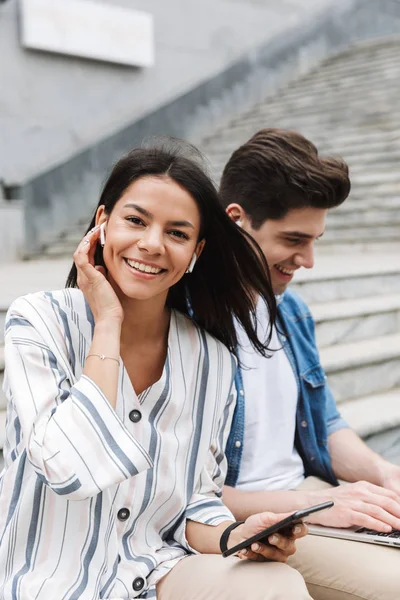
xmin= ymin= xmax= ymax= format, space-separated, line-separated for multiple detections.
xmin=219 ymin=128 xmax=351 ymax=228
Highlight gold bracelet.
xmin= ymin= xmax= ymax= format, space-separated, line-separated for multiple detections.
xmin=86 ymin=353 xmax=120 ymax=365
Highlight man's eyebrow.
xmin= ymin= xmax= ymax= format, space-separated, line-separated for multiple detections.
xmin=280 ymin=230 xmax=324 ymax=239
xmin=123 ymin=203 xmax=194 ymax=228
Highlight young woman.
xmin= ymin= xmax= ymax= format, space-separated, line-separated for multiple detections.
xmin=0 ymin=142 xmax=310 ymax=600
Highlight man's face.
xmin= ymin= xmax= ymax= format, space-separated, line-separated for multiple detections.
xmin=240 ymin=207 xmax=327 ymax=295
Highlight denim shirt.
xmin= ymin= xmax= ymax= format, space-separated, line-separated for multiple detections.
xmin=225 ymin=289 xmax=348 ymax=488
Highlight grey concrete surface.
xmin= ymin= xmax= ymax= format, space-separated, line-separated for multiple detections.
xmin=6 ymin=0 xmax=400 ymax=258
xmin=0 ymin=0 xmax=337 ymax=185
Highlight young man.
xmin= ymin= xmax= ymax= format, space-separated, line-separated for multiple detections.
xmin=219 ymin=129 xmax=400 ymax=600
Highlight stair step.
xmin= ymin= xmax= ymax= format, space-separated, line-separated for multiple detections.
xmin=0 ymin=258 xmax=71 ymax=311
xmin=218 ymin=116 xmax=400 ymax=143
xmin=238 ymin=107 xmax=400 ymax=133
xmin=321 ymin=333 xmax=400 ymax=373
xmin=339 ymin=389 xmax=400 ymax=438
xmin=320 ymin=334 xmax=400 ymax=403
xmin=334 ymin=196 xmax=400 ymax=213
xmin=327 ymin=209 xmax=400 ymax=228
xmin=316 ymin=241 xmax=400 ymax=255
xmin=292 ymin=253 xmax=400 ymax=303
xmin=321 ymin=226 xmax=400 ymax=244
xmin=310 ymin=294 xmax=400 ymax=348
xmin=261 ymin=88 xmax=400 ymax=113
xmin=206 ymin=140 xmax=400 ymax=173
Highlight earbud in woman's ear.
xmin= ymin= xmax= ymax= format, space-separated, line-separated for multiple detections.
xmin=236 ymin=220 xmax=243 ymax=228
xmin=100 ymin=223 xmax=106 ymax=247
xmin=185 ymin=253 xmax=197 ymax=274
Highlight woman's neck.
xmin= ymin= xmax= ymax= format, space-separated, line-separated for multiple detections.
xmin=119 ymin=294 xmax=170 ymax=349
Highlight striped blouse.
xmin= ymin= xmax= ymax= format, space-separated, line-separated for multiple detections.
xmin=0 ymin=289 xmax=236 ymax=600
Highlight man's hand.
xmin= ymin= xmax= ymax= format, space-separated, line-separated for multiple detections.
xmin=232 ymin=512 xmax=308 ymax=563
xmin=307 ymin=481 xmax=400 ymax=532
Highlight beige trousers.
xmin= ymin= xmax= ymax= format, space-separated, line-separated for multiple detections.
xmin=157 ymin=553 xmax=312 ymax=600
xmin=288 ymin=477 xmax=400 ymax=600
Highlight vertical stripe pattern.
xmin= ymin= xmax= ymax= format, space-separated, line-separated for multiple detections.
xmin=0 ymin=289 xmax=236 ymax=599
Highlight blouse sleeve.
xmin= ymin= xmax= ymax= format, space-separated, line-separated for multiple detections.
xmin=172 ymin=364 xmax=237 ymax=551
xmin=4 ymin=297 xmax=153 ymax=501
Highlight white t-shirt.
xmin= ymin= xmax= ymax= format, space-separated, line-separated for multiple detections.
xmin=236 ymin=297 xmax=305 ymax=491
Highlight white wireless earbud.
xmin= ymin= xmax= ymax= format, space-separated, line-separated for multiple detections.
xmin=100 ymin=223 xmax=106 ymax=247
xmin=236 ymin=220 xmax=243 ymax=228
xmin=185 ymin=253 xmax=197 ymax=274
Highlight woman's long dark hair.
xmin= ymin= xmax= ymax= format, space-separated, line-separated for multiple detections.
xmin=66 ymin=139 xmax=277 ymax=357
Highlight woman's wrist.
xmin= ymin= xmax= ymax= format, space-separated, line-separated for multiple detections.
xmin=94 ymin=318 xmax=123 ymax=334
xmin=219 ymin=521 xmax=245 ymax=553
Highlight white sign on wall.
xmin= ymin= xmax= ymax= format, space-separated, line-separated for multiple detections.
xmin=19 ymin=0 xmax=154 ymax=67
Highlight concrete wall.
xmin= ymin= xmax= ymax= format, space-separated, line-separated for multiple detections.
xmin=0 ymin=0 xmax=338 ymax=186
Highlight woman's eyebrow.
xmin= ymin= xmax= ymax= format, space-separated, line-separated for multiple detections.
xmin=123 ymin=203 xmax=194 ymax=228
xmin=123 ymin=203 xmax=151 ymax=217
xmin=168 ymin=220 xmax=194 ymax=229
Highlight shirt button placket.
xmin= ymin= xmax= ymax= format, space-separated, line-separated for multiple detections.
xmin=117 ymin=508 xmax=130 ymax=522
xmin=133 ymin=577 xmax=145 ymax=593
xmin=129 ymin=409 xmax=142 ymax=423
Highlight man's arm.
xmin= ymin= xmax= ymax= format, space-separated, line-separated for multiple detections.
xmin=223 ymin=474 xmax=400 ymax=532
xmin=329 ymin=427 xmax=400 ymax=493
xmin=222 ymin=486 xmax=314 ymax=522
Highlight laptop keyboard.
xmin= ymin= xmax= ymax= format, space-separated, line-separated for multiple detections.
xmin=356 ymin=528 xmax=400 ymax=539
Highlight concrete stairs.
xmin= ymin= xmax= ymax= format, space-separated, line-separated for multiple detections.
xmin=200 ymin=37 xmax=400 ymax=252
xmin=40 ymin=38 xmax=400 ymax=258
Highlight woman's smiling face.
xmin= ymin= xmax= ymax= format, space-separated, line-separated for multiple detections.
xmin=96 ymin=175 xmax=204 ymax=302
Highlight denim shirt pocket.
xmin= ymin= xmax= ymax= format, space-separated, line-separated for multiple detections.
xmin=301 ymin=364 xmax=327 ymax=388
xmin=301 ymin=364 xmax=328 ymax=446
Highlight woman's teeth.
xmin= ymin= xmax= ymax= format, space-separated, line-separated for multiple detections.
xmin=125 ymin=259 xmax=162 ymax=274
xmin=275 ymin=265 xmax=294 ymax=276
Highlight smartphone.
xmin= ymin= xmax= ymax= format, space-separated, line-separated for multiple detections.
xmin=222 ymin=500 xmax=334 ymax=558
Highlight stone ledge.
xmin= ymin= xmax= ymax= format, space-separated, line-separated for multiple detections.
xmin=340 ymin=389 xmax=400 ymax=437
xmin=320 ymin=333 xmax=400 ymax=373
xmin=310 ymin=294 xmax=400 ymax=323
xmin=294 ymin=252 xmax=400 ymax=284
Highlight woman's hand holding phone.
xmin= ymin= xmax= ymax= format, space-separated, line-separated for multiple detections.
xmin=224 ymin=501 xmax=334 ymax=562
xmin=231 ymin=512 xmax=308 ymax=563
xmin=73 ymin=225 xmax=124 ymax=325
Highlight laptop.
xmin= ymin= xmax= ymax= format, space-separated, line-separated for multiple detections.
xmin=308 ymin=524 xmax=400 ymax=548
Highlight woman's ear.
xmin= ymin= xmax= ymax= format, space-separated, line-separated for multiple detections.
xmin=95 ymin=205 xmax=107 ymax=227
xmin=195 ymin=239 xmax=206 ymax=260
xmin=186 ymin=239 xmax=206 ymax=274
